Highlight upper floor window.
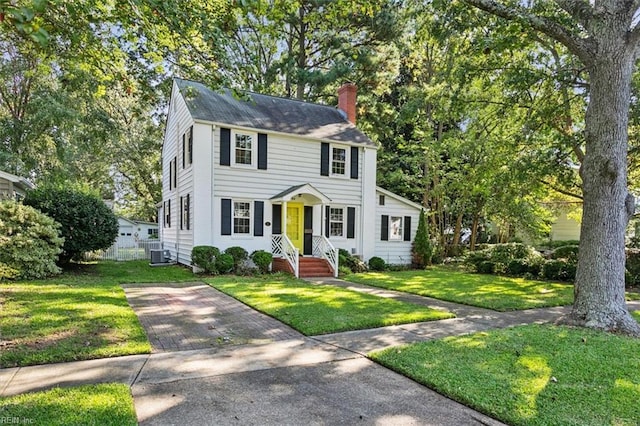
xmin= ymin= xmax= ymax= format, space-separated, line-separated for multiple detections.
xmin=389 ymin=216 xmax=403 ymax=240
xmin=182 ymin=126 xmax=193 ymax=168
xmin=379 ymin=195 xmax=385 ymax=206
xmin=330 ymin=207 xmax=344 ymax=237
xmin=233 ymin=201 xmax=251 ymax=234
xmin=234 ymin=132 xmax=254 ymax=166
xmin=332 ymin=147 xmax=346 ymax=175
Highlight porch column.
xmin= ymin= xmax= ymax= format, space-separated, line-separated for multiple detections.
xmin=282 ymin=201 xmax=288 ymax=240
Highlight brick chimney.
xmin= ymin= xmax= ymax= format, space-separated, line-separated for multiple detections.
xmin=338 ymin=82 xmax=357 ymax=125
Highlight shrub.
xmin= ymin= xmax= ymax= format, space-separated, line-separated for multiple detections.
xmin=191 ymin=246 xmax=220 ymax=274
xmin=338 ymin=249 xmax=367 ymax=273
xmin=625 ymin=249 xmax=640 ymax=287
xmin=506 ymin=259 xmax=529 ymax=276
xmin=251 ymin=250 xmax=273 ymax=274
xmin=368 ymin=256 xmax=387 ymax=271
xmin=225 ymin=246 xmax=248 ymax=271
xmin=477 ymin=261 xmax=496 ymax=274
xmin=24 ymin=186 xmax=118 ymax=263
xmin=551 ymin=245 xmax=579 ymax=262
xmin=412 ymin=209 xmax=433 ymax=268
xmin=338 ymin=265 xmax=353 ymax=277
xmin=0 ymin=200 xmax=64 ymax=280
xmin=464 ymin=243 xmax=541 ymax=276
xmin=215 ymin=253 xmax=234 ymax=274
xmin=542 ymin=259 xmax=576 ymax=282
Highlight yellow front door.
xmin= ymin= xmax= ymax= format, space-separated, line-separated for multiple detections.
xmin=286 ymin=203 xmax=304 ymax=252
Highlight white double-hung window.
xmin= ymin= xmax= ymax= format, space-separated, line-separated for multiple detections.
xmin=234 ymin=132 xmax=254 ymax=166
xmin=233 ymin=201 xmax=251 ymax=234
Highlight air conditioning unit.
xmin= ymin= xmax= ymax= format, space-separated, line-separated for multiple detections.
xmin=150 ymin=250 xmax=166 ymax=264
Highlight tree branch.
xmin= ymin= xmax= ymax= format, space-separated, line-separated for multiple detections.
xmin=553 ymin=0 xmax=592 ymax=28
xmin=540 ymin=180 xmax=584 ymax=200
xmin=463 ymin=0 xmax=595 ymax=62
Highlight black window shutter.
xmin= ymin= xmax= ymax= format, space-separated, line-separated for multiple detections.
xmin=381 ymin=215 xmax=389 ymax=241
xmin=254 ymin=201 xmax=264 ymax=236
xmin=320 ymin=142 xmax=329 ymax=176
xmin=180 ymin=196 xmax=184 ymax=229
xmin=169 ymin=162 xmax=173 ymax=190
xmin=350 ymin=147 xmax=359 ymax=179
xmin=258 ymin=133 xmax=268 ymax=170
xmin=325 ymin=205 xmax=330 ymax=237
xmin=272 ymin=204 xmax=282 ymax=234
xmin=186 ymin=194 xmax=190 ymax=230
xmin=220 ymin=128 xmax=231 ymax=166
xmin=182 ymin=133 xmax=185 ymax=168
xmin=168 ymin=199 xmax=171 ymax=228
xmin=172 ymin=157 xmax=177 ymax=189
xmin=188 ymin=126 xmax=193 ymax=164
xmin=404 ymin=216 xmax=411 ymax=241
xmin=347 ymin=207 xmax=356 ymax=239
xmin=221 ymin=198 xmax=232 ymax=235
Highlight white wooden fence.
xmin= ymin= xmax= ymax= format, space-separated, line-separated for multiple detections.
xmin=83 ymin=238 xmax=161 ymax=261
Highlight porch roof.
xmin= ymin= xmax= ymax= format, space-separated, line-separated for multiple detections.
xmin=270 ymin=183 xmax=331 ymax=204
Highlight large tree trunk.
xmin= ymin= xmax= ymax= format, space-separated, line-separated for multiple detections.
xmin=563 ymin=51 xmax=640 ymax=336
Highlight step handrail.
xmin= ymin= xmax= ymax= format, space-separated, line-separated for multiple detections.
xmin=312 ymin=235 xmax=338 ymax=278
xmin=271 ymin=235 xmax=299 ymax=277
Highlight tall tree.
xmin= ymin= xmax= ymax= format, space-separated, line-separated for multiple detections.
xmin=460 ymin=0 xmax=640 ymax=335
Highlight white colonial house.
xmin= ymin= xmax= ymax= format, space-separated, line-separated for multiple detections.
xmin=159 ymin=78 xmax=422 ymax=276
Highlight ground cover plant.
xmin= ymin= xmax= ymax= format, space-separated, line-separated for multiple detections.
xmin=371 ymin=324 xmax=640 ymax=426
xmin=206 ymin=274 xmax=454 ymax=335
xmin=344 ymin=267 xmax=574 ymax=311
xmin=0 ymin=260 xmax=194 ymax=367
xmin=0 ymin=383 xmax=137 ymax=426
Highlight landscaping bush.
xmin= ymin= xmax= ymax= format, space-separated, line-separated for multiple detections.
xmin=338 ymin=265 xmax=353 ymax=277
xmin=542 ymin=259 xmax=577 ymax=282
xmin=24 ymin=186 xmax=118 ymax=263
xmin=412 ymin=209 xmax=433 ymax=268
xmin=368 ymin=256 xmax=387 ymax=271
xmin=0 ymin=200 xmax=64 ymax=280
xmin=215 ymin=253 xmax=234 ymax=274
xmin=251 ymin=250 xmax=273 ymax=274
xmin=477 ymin=261 xmax=496 ymax=274
xmin=541 ymin=239 xmax=580 ymax=249
xmin=625 ymin=249 xmax=640 ymax=287
xmin=465 ymin=243 xmax=543 ymax=277
xmin=551 ymin=245 xmax=579 ymax=261
xmin=191 ymin=246 xmax=220 ymax=274
xmin=225 ymin=246 xmax=248 ymax=271
xmin=339 ymin=249 xmax=367 ymax=273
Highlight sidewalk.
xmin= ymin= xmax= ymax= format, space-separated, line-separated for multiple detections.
xmin=3 ymin=278 xmax=617 ymax=425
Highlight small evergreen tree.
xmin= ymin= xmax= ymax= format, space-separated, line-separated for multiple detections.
xmin=412 ymin=209 xmax=433 ymax=268
xmin=24 ymin=186 xmax=118 ymax=264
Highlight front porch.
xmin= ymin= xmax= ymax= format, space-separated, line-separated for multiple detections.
xmin=269 ymin=184 xmax=338 ymax=278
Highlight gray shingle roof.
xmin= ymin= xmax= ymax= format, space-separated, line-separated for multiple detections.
xmin=175 ymin=79 xmax=375 ymax=147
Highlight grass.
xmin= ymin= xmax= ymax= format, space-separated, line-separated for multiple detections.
xmin=0 ymin=260 xmax=194 ymax=367
xmin=371 ymin=324 xmax=640 ymax=426
xmin=205 ymin=274 xmax=454 ymax=335
xmin=0 ymin=383 xmax=137 ymax=425
xmin=345 ymin=267 xmax=574 ymax=311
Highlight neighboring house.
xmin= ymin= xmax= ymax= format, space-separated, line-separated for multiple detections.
xmin=117 ymin=217 xmax=159 ymax=247
xmin=0 ymin=170 xmax=34 ymax=201
xmin=550 ymin=211 xmax=581 ymax=241
xmin=160 ymin=78 xmax=422 ymax=276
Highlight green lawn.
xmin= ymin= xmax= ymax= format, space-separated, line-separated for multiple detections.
xmin=0 ymin=384 xmax=137 ymax=426
xmin=345 ymin=267 xmax=574 ymax=311
xmin=371 ymin=324 xmax=640 ymax=426
xmin=0 ymin=260 xmax=194 ymax=367
xmin=206 ymin=274 xmax=454 ymax=335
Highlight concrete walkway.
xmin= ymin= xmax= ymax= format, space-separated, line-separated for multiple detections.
xmin=4 ymin=279 xmax=632 ymax=425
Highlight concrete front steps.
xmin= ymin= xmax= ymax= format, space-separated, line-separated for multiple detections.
xmin=272 ymin=257 xmax=334 ymax=278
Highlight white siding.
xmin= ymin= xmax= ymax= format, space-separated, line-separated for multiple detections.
xmin=374 ymin=190 xmax=422 ymax=265
xmin=550 ymin=212 xmax=581 ymax=241
xmin=161 ymin=82 xmax=195 ymax=264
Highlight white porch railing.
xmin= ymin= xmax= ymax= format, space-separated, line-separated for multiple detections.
xmin=312 ymin=235 xmax=339 ymax=278
xmin=83 ymin=238 xmax=161 ymax=261
xmin=272 ymin=235 xmax=299 ymax=278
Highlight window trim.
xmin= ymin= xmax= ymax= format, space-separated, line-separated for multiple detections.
xmin=232 ymin=130 xmax=258 ymax=168
xmin=180 ymin=194 xmax=190 ymax=231
xmin=330 ymin=146 xmax=348 ymax=177
xmin=232 ymin=200 xmax=252 ymax=236
xmin=329 ymin=206 xmax=346 ymax=238
xmin=389 ymin=216 xmax=403 ymax=241
xmin=182 ymin=127 xmax=193 ymax=169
